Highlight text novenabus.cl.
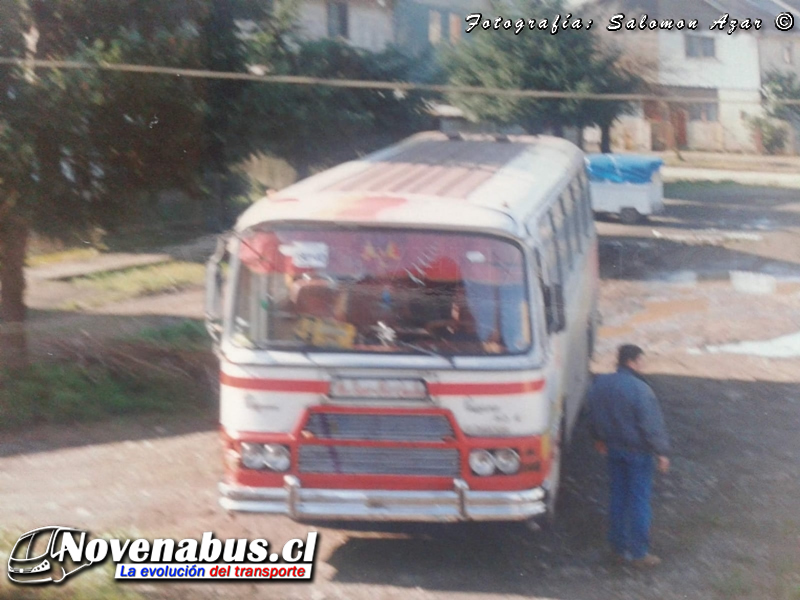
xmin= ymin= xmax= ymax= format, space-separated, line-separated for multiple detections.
xmin=7 ymin=527 xmax=318 ymax=584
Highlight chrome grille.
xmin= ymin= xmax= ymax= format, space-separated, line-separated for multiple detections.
xmin=304 ymin=413 xmax=454 ymax=442
xmin=298 ymin=446 xmax=459 ymax=477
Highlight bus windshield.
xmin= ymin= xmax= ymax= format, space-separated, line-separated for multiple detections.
xmin=233 ymin=228 xmax=532 ymax=356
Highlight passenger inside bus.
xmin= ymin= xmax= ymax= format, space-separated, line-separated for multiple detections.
xmin=425 ymin=289 xmax=481 ymax=343
xmin=290 ymin=277 xmax=346 ymax=321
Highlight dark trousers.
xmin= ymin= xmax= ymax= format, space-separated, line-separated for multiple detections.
xmin=607 ymin=447 xmax=655 ymax=559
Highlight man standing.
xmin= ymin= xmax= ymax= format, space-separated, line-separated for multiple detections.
xmin=587 ymin=344 xmax=670 ymax=568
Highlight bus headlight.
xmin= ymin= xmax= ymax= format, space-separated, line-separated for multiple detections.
xmin=240 ymin=443 xmax=291 ymax=472
xmin=493 ymin=448 xmax=521 ymax=475
xmin=262 ymin=444 xmax=291 ymax=472
xmin=468 ymin=449 xmax=496 ymax=476
xmin=240 ymin=443 xmax=266 ymax=470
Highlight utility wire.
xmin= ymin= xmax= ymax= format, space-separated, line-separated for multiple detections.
xmin=2 ymin=56 xmax=800 ymax=106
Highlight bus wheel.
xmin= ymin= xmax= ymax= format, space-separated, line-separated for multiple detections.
xmin=619 ymin=207 xmax=642 ymax=225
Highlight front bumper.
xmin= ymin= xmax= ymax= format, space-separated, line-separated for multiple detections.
xmin=219 ymin=476 xmax=546 ymax=522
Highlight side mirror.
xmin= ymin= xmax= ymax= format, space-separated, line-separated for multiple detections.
xmin=205 ymin=235 xmax=228 ymax=343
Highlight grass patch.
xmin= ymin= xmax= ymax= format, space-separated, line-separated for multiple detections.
xmin=102 ymin=228 xmax=203 ymax=253
xmin=69 ymin=261 xmax=205 ymax=305
xmin=664 ymin=180 xmax=739 ymax=193
xmin=26 ymin=247 xmax=101 ymax=268
xmin=0 ymin=354 xmax=212 ymax=431
xmin=130 ymin=319 xmax=209 ymax=349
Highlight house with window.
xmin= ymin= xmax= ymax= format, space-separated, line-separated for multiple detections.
xmin=394 ymin=0 xmax=490 ymax=54
xmin=295 ymin=0 xmax=486 ymax=54
xmin=297 ymin=0 xmax=395 ymax=52
xmin=751 ymin=0 xmax=800 ymax=76
xmin=749 ymin=0 xmax=800 ymax=152
xmin=589 ymin=0 xmax=772 ymax=152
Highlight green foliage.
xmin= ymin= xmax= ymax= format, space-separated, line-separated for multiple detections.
xmin=241 ymin=0 xmax=302 ymax=69
xmin=441 ymin=0 xmax=645 ymax=133
xmin=0 ymin=0 xmax=430 ymax=241
xmin=764 ymin=71 xmax=800 ymax=123
xmin=749 ymin=115 xmax=789 ymax=155
xmin=0 ymin=0 xmax=432 ymax=327
xmin=0 ymin=0 xmax=252 ymax=237
xmin=0 ymin=360 xmax=205 ymax=430
xmin=240 ymin=35 xmax=433 ymax=175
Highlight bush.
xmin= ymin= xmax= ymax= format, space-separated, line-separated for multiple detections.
xmin=132 ymin=319 xmax=209 ymax=348
xmin=750 ymin=115 xmax=789 ymax=155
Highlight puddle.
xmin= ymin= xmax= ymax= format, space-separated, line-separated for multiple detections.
xmin=658 ymin=270 xmax=698 ymax=286
xmin=729 ymin=271 xmax=777 ymax=295
xmin=650 ymin=270 xmax=800 ymax=295
xmin=602 ymin=240 xmax=655 ymax=249
xmin=749 ymin=220 xmax=774 ymax=231
xmin=702 ymin=331 xmax=800 ymax=358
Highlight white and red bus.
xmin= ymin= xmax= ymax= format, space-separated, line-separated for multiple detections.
xmin=206 ymin=131 xmax=599 ymax=524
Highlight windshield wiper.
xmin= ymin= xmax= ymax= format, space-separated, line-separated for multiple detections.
xmin=372 ymin=321 xmax=455 ymax=366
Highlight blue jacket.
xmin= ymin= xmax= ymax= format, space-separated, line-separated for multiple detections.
xmin=587 ymin=367 xmax=670 ymax=456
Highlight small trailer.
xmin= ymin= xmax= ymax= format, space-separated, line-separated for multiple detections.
xmin=585 ymin=154 xmax=664 ymax=224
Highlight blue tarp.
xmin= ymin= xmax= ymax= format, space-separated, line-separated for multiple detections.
xmin=585 ymin=154 xmax=664 ymax=184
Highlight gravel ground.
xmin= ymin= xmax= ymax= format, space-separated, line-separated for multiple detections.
xmin=2 ymin=183 xmax=800 ymax=600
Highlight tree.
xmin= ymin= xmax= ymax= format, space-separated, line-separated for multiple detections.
xmin=0 ymin=0 xmax=243 ymax=365
xmin=239 ymin=35 xmax=432 ymax=177
xmin=441 ymin=0 xmax=645 ymax=149
xmin=0 ymin=0 xmax=431 ymax=366
xmin=758 ymin=71 xmax=800 ymax=156
xmin=197 ymin=0 xmax=252 ymax=228
xmin=763 ymin=71 xmax=800 ymax=123
xmin=583 ymin=47 xmax=646 ymax=153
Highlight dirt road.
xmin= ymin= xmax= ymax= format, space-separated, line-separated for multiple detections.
xmin=3 ymin=183 xmax=800 ymax=599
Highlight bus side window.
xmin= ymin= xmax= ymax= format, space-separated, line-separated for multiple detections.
xmin=551 ymin=199 xmax=572 ymax=273
xmin=534 ymin=250 xmax=551 ymax=324
xmin=570 ymin=178 xmax=587 ymax=241
xmin=562 ymin=187 xmax=582 ymax=254
xmin=538 ymin=220 xmax=566 ymax=333
xmin=580 ymin=171 xmax=593 ymax=228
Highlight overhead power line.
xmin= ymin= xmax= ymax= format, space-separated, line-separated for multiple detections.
xmin=2 ymin=56 xmax=800 ymax=106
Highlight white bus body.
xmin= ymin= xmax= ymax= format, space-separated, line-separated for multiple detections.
xmin=206 ymin=132 xmax=600 ymax=523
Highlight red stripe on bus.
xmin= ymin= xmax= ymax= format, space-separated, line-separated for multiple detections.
xmin=220 ymin=373 xmax=329 ymax=393
xmin=220 ymin=374 xmax=544 ymax=395
xmin=428 ymin=380 xmax=544 ymax=395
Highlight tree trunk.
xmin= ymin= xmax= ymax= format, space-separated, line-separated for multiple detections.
xmin=600 ymin=122 xmax=612 ymax=153
xmin=0 ymin=214 xmax=29 ymax=368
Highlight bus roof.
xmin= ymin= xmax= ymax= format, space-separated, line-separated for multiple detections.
xmin=236 ymin=131 xmax=585 ymax=236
